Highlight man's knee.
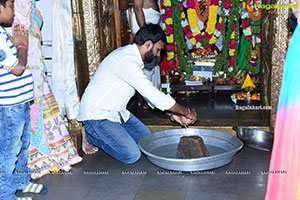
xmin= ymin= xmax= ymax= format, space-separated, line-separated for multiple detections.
xmin=123 ymin=149 xmax=141 ymax=164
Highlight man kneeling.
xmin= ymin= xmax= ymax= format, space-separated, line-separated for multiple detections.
xmin=78 ymin=24 xmax=197 ymax=163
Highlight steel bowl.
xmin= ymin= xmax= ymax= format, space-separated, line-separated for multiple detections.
xmin=138 ymin=128 xmax=243 ymax=171
xmin=234 ymin=126 xmax=274 ymax=151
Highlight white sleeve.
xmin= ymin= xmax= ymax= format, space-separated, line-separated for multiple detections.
xmin=115 ymin=56 xmax=176 ymax=111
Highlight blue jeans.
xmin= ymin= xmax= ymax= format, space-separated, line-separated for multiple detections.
xmin=83 ymin=113 xmax=151 ymax=164
xmin=0 ymin=102 xmax=31 ymax=200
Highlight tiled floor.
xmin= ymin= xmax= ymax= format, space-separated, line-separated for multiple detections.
xmin=19 ymin=91 xmax=271 ymax=200
xmin=23 ymin=147 xmax=271 ymax=200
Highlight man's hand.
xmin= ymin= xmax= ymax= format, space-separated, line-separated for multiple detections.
xmin=172 ymin=108 xmax=197 ymax=126
xmin=181 ymin=108 xmax=197 ymax=126
xmin=185 ymin=108 xmax=197 ymax=123
xmin=167 ymin=103 xmax=197 ymax=126
xmin=172 ymin=114 xmax=184 ymax=126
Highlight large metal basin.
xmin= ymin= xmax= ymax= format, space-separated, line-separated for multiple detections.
xmin=138 ymin=128 xmax=243 ymax=171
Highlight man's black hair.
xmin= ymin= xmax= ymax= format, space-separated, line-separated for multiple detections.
xmin=0 ymin=0 xmax=8 ymax=7
xmin=133 ymin=23 xmax=166 ymax=46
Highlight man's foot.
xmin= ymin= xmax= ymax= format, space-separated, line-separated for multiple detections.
xmin=17 ymin=182 xmax=47 ymax=194
xmin=17 ymin=197 xmax=33 ymax=200
xmin=82 ymin=127 xmax=99 ymax=154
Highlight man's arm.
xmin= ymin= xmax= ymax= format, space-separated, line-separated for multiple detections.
xmin=133 ymin=0 xmax=146 ymax=28
xmin=167 ymin=102 xmax=190 ymax=116
xmin=114 ymin=56 xmax=197 ymax=125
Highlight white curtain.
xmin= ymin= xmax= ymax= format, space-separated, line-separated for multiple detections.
xmin=51 ymin=0 xmax=79 ymax=119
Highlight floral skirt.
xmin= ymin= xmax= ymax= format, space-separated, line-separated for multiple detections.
xmin=27 ymin=93 xmax=82 ymax=179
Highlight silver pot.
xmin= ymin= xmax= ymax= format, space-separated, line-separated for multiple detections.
xmin=234 ymin=126 xmax=274 ymax=151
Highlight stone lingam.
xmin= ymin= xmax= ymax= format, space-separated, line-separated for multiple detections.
xmin=176 ymin=136 xmax=209 ymax=159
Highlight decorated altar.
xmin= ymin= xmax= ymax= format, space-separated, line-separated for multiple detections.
xmin=159 ymin=0 xmax=262 ymax=87
xmin=74 ymin=0 xmax=294 ymax=131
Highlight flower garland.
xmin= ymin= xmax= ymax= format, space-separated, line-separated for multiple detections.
xmin=161 ymin=0 xmax=175 ymax=69
xmin=228 ymin=21 xmax=238 ymax=72
xmin=240 ymin=0 xmax=262 ymax=75
xmin=241 ymin=11 xmax=252 ymax=42
xmin=204 ymin=1 xmax=218 ymax=35
xmin=186 ymin=0 xmax=201 ymax=36
xmin=209 ymin=0 xmax=232 ymax=46
xmin=213 ymin=0 xmax=240 ymax=76
xmin=209 ymin=17 xmax=222 ymax=45
xmin=195 ymin=0 xmax=210 ymax=22
xmin=227 ymin=1 xmax=240 ymax=75
xmin=178 ymin=0 xmax=224 ymax=51
xmin=245 ymin=20 xmax=261 ymax=75
xmin=208 ymin=0 xmax=231 ymax=47
xmin=228 ymin=2 xmax=241 ymax=73
xmin=186 ymin=0 xmax=219 ymax=49
xmin=213 ymin=0 xmax=231 ymax=75
xmin=199 ymin=1 xmax=219 ymax=49
xmin=171 ymin=0 xmax=193 ymax=74
xmin=245 ymin=44 xmax=261 ymax=75
xmin=180 ymin=2 xmax=202 ymax=49
xmin=160 ymin=0 xmax=261 ymax=76
xmin=248 ymin=0 xmax=262 ymax=21
xmin=249 ymin=9 xmax=261 ymax=21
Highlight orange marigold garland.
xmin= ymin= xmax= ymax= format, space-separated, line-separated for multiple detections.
xmin=195 ymin=0 xmax=210 ymax=22
xmin=248 ymin=0 xmax=262 ymax=21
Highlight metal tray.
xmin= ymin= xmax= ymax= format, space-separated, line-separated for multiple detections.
xmin=138 ymin=128 xmax=243 ymax=171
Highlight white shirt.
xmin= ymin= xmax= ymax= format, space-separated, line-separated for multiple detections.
xmin=0 ymin=26 xmax=34 ymax=106
xmin=78 ymin=44 xmax=176 ymax=123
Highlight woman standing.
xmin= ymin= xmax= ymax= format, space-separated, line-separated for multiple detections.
xmin=14 ymin=0 xmax=82 ymax=179
xmin=265 ymin=2 xmax=300 ymax=199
